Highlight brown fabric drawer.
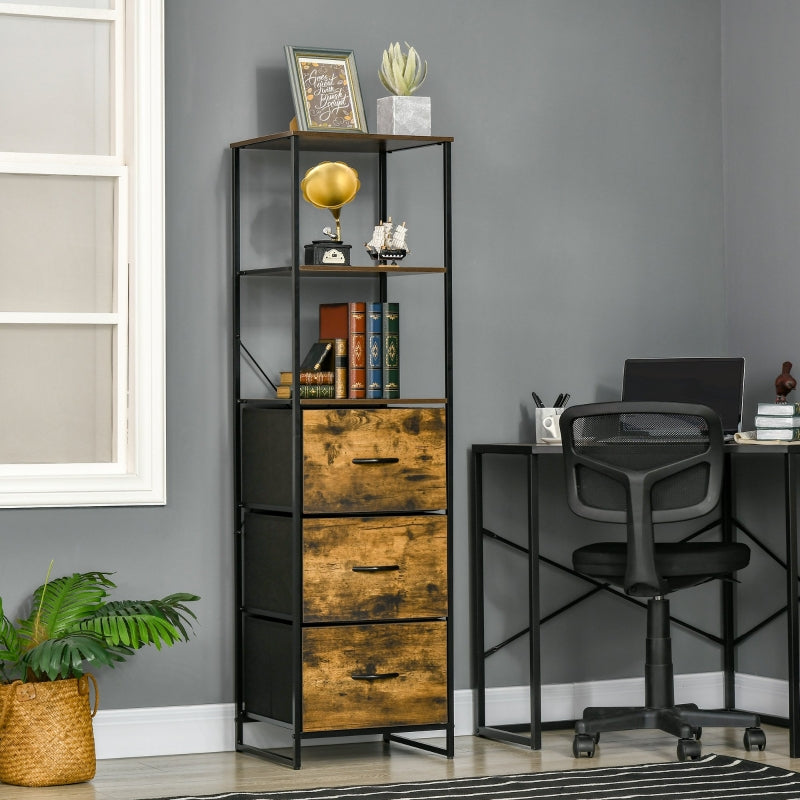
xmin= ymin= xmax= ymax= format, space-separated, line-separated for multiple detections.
xmin=302 ymin=621 xmax=447 ymax=732
xmin=302 ymin=515 xmax=448 ymax=622
xmin=303 ymin=408 xmax=446 ymax=513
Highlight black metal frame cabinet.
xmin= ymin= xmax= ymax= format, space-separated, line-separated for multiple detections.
xmin=230 ymin=131 xmax=453 ymax=768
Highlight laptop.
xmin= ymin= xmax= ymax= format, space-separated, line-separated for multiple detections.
xmin=621 ymin=357 xmax=746 ymax=438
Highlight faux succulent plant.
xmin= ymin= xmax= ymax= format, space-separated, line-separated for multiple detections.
xmin=379 ymin=42 xmax=428 ymax=96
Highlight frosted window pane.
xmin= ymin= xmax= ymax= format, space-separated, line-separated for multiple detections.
xmin=0 ymin=16 xmax=112 ymax=154
xmin=0 ymin=174 xmax=115 ymax=312
xmin=0 ymin=325 xmax=113 ymax=463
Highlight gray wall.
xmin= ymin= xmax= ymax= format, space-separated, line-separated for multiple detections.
xmin=721 ymin=0 xmax=800 ymax=676
xmin=724 ymin=0 xmax=800 ymax=422
xmin=1 ymin=0 xmax=792 ymax=712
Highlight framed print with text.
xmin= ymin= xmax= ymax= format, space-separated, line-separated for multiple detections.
xmin=285 ymin=46 xmax=368 ymax=133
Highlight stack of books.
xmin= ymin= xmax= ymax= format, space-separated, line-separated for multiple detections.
xmin=319 ymin=301 xmax=399 ymax=399
xmin=276 ymin=301 xmax=400 ymax=401
xmin=276 ymin=342 xmax=336 ymax=399
xmin=754 ymin=402 xmax=800 ymax=441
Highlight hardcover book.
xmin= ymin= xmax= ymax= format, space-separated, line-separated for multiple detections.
xmin=299 ymin=341 xmax=332 ymax=371
xmin=366 ymin=302 xmax=382 ymax=399
xmin=757 ymin=402 xmax=800 ymax=416
xmin=755 ymin=415 xmax=800 ymax=429
xmin=756 ymin=427 xmax=800 ymax=441
xmin=280 ymin=370 xmax=335 ymax=387
xmin=348 ymin=301 xmax=366 ymax=399
xmin=277 ymin=381 xmax=337 ymax=399
xmin=299 ymin=384 xmax=335 ymax=399
xmin=319 ymin=302 xmax=349 ymax=342
xmin=334 ymin=338 xmax=348 ymax=399
xmin=382 ymin=301 xmax=399 ymax=399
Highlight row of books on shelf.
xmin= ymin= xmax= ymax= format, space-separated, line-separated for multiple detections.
xmin=754 ymin=402 xmax=800 ymax=440
xmin=276 ymin=301 xmax=400 ymax=400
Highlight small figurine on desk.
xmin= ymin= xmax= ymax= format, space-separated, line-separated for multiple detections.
xmin=775 ymin=361 xmax=797 ymax=403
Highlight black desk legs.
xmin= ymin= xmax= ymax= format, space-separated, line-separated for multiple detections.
xmin=727 ymin=450 xmax=800 ymax=756
xmin=721 ymin=455 xmax=736 ymax=711
xmin=471 ymin=449 xmax=487 ymax=734
xmin=786 ymin=453 xmax=800 ymax=757
xmin=471 ymin=447 xmax=542 ymax=750
xmin=527 ymin=453 xmax=542 ymax=749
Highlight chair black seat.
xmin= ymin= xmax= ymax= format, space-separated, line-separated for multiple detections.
xmin=573 ymin=541 xmax=750 ymax=594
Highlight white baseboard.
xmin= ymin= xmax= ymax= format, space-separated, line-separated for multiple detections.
xmin=735 ymin=672 xmax=789 ymax=718
xmin=93 ymin=703 xmax=235 ymax=759
xmin=93 ymin=672 xmax=787 ymax=759
xmin=483 ymin=671 xmax=727 ymax=727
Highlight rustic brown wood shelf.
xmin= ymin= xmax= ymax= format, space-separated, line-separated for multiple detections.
xmin=240 ymin=265 xmax=446 ymax=277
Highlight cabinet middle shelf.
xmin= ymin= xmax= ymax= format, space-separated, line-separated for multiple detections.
xmin=240 ymin=398 xmax=448 ymax=407
xmin=239 ymin=265 xmax=447 ymax=277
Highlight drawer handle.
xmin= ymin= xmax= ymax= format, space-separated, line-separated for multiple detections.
xmin=351 ymin=672 xmax=400 ymax=681
xmin=352 ymin=565 xmax=400 ymax=572
xmin=351 ymin=457 xmax=399 ymax=465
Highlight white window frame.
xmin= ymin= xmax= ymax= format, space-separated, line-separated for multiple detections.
xmin=0 ymin=0 xmax=165 ymax=507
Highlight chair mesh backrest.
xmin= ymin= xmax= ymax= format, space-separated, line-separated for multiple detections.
xmin=561 ymin=402 xmax=723 ymax=525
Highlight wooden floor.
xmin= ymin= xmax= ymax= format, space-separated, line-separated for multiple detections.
xmin=0 ymin=724 xmax=795 ymax=800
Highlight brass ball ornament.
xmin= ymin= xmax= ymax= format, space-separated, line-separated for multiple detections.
xmin=300 ymin=161 xmax=361 ymax=241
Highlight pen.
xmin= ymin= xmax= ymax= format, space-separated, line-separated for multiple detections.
xmin=531 ymin=391 xmax=544 ymax=408
xmin=554 ymin=393 xmax=564 ymax=408
xmin=559 ymin=393 xmax=570 ymax=408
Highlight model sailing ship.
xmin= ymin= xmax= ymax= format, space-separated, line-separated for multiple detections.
xmin=365 ymin=218 xmax=408 ymax=264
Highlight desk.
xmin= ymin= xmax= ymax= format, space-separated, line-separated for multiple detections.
xmin=470 ymin=441 xmax=800 ymax=756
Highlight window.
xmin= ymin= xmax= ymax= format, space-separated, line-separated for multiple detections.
xmin=0 ymin=0 xmax=165 ymax=506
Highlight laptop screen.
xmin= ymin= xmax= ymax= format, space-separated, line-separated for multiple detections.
xmin=621 ymin=357 xmax=745 ymax=435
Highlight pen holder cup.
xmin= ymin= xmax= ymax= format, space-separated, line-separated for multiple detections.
xmin=535 ymin=407 xmax=565 ymax=443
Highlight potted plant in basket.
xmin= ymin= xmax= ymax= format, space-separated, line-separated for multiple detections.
xmin=0 ymin=565 xmax=199 ymax=787
xmin=376 ymin=41 xmax=431 ymax=136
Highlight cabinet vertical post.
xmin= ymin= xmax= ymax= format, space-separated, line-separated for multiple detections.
xmin=231 ymin=144 xmax=244 ymax=754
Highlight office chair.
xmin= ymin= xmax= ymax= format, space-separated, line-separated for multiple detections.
xmin=559 ymin=401 xmax=765 ymax=762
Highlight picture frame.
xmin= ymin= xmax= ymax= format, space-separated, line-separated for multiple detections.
xmin=284 ymin=46 xmax=368 ymax=133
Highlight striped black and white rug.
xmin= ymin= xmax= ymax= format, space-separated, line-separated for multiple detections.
xmin=147 ymin=754 xmax=799 ymax=800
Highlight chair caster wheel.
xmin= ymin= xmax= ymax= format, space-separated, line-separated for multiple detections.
xmin=573 ymin=733 xmax=596 ymax=758
xmin=744 ymin=727 xmax=766 ymax=752
xmin=677 ymin=737 xmax=702 ymax=761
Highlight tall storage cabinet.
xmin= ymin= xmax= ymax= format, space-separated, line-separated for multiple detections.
xmin=230 ymin=131 xmax=453 ymax=768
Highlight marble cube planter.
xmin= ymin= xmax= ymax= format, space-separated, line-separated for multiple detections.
xmin=377 ymin=96 xmax=431 ymax=136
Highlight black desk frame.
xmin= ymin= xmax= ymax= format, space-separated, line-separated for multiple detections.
xmin=470 ymin=441 xmax=800 ymax=756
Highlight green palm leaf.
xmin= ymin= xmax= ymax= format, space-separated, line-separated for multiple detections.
xmin=78 ymin=595 xmax=200 ymax=651
xmin=0 ymin=599 xmax=23 ymax=681
xmin=21 ymin=632 xmax=130 ymax=681
xmin=152 ymin=593 xmax=199 ymax=639
xmin=17 ymin=572 xmax=115 ymax=646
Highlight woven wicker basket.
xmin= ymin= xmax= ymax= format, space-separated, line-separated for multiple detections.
xmin=0 ymin=674 xmax=98 ymax=786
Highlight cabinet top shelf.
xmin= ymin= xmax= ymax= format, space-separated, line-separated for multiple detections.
xmin=230 ymin=130 xmax=453 ymax=153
